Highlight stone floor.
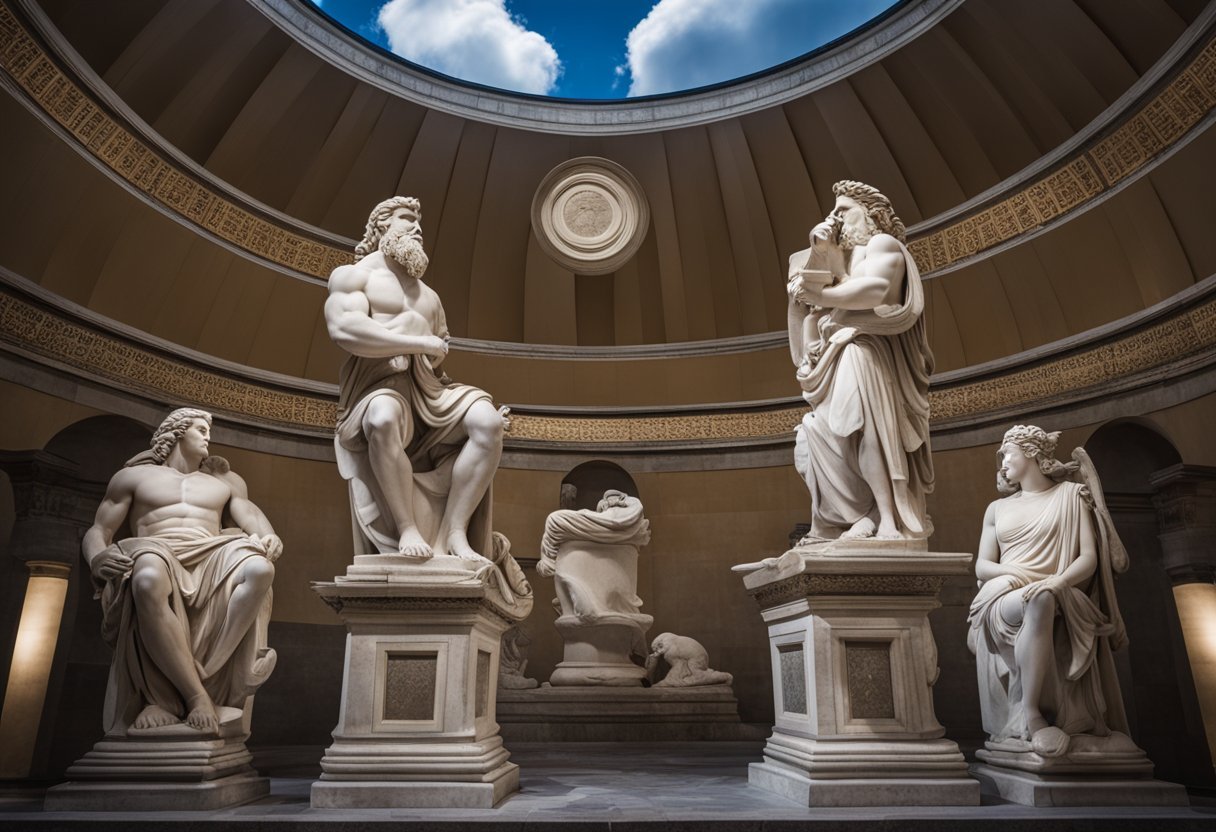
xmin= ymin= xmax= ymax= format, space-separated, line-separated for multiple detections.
xmin=1 ymin=742 xmax=1213 ymax=830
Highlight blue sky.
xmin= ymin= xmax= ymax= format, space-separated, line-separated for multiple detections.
xmin=308 ymin=0 xmax=897 ymax=100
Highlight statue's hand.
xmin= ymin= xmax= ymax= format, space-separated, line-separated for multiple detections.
xmin=420 ymin=335 xmax=449 ymax=360
xmin=498 ymin=405 xmax=512 ymax=431
xmin=1022 ymin=575 xmax=1066 ymax=603
xmin=810 ymin=217 xmax=841 ymax=252
xmin=91 ymin=545 xmax=133 ymax=581
xmin=256 ymin=534 xmax=283 ymax=563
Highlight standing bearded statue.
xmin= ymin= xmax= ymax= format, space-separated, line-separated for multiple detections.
xmin=787 ymin=180 xmax=934 ymax=543
xmin=325 ymin=196 xmax=510 ymax=561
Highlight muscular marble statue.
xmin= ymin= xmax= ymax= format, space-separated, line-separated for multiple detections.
xmin=326 ymin=196 xmax=509 ymax=560
xmin=787 ymin=180 xmax=934 ymax=542
xmin=83 ymin=408 xmax=279 ymax=736
xmin=969 ymin=425 xmax=1130 ymax=759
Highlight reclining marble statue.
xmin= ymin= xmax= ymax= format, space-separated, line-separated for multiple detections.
xmin=325 ymin=195 xmax=509 ymax=561
xmin=81 ymin=408 xmax=279 ymax=737
xmin=969 ymin=425 xmax=1137 ymax=764
xmin=786 ymin=180 xmax=934 ymax=543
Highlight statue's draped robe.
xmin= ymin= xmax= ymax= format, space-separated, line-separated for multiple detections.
xmin=335 ymin=352 xmax=494 ymax=555
xmin=793 ymin=240 xmax=934 ymax=535
xmin=967 ymin=481 xmax=1129 ymax=742
xmin=97 ymin=528 xmax=274 ymax=735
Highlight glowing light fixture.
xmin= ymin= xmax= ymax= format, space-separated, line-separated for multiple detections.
xmin=0 ymin=561 xmax=71 ymax=779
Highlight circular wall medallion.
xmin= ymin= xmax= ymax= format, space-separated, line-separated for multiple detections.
xmin=531 ymin=157 xmax=650 ymax=275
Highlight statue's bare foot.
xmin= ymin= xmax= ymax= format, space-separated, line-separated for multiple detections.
xmin=446 ymin=530 xmax=490 ymax=564
xmin=1030 ymin=724 xmax=1070 ymax=758
xmin=133 ymin=704 xmax=180 ymax=730
xmin=185 ymin=696 xmax=219 ymax=734
xmin=398 ymin=527 xmax=433 ymax=559
xmin=841 ymin=517 xmax=876 ymax=540
xmin=876 ymin=520 xmax=902 ymax=539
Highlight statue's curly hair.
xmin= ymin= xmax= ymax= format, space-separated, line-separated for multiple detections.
xmin=1000 ymin=424 xmax=1079 ymax=483
xmin=832 ymin=180 xmax=907 ymax=243
xmin=354 ymin=196 xmax=421 ymax=258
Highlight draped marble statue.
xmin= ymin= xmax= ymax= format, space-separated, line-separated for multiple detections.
xmin=325 ymin=196 xmax=510 ymax=561
xmin=82 ymin=408 xmax=279 ymax=737
xmin=646 ymin=633 xmax=733 ymax=688
xmin=538 ymin=490 xmax=653 ymax=685
xmin=968 ymin=425 xmax=1132 ymax=760
xmin=786 ymin=180 xmax=934 ymax=542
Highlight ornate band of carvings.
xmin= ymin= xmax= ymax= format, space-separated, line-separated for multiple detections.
xmin=0 ymin=2 xmax=351 ymax=282
xmin=750 ymin=574 xmax=948 ymax=609
xmin=0 ymin=291 xmax=337 ymax=432
xmin=4 ymin=278 xmax=1216 ymax=446
xmin=2 ymin=1 xmax=1214 ymax=304
xmin=907 ymin=35 xmax=1216 ymax=274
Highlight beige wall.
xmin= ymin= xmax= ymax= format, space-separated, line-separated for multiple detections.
xmin=5 ymin=381 xmax=1216 ymax=725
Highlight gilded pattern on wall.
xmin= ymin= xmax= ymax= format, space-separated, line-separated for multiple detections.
xmin=3 ymin=287 xmax=1216 ymax=445
xmin=1 ymin=3 xmax=1214 ymax=283
xmin=0 ymin=293 xmax=336 ymax=430
xmin=0 ymin=3 xmax=352 ymax=281
xmin=907 ymin=36 xmax=1216 ymax=273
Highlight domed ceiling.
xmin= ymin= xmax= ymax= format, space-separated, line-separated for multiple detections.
xmin=0 ymin=0 xmax=1214 ymax=424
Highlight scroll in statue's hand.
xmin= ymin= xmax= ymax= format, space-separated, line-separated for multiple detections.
xmin=92 ymin=545 xmax=133 ymax=581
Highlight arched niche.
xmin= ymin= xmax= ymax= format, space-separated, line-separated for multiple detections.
xmin=1082 ymin=419 xmax=1213 ymax=787
xmin=559 ymin=460 xmax=639 ymax=511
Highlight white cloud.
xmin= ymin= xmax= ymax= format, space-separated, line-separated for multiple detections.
xmin=377 ymin=0 xmax=561 ymax=95
xmin=622 ymin=0 xmax=887 ymax=97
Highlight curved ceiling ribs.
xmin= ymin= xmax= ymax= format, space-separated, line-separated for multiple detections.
xmin=0 ymin=0 xmax=1214 ymax=422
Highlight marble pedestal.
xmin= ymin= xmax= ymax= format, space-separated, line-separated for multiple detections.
xmin=311 ymin=555 xmax=526 ymax=809
xmin=736 ymin=541 xmax=980 ymax=807
xmin=971 ymin=732 xmax=1188 ymax=806
xmin=44 ymin=718 xmax=267 ymax=811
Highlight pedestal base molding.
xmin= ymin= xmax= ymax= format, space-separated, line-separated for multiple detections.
xmin=44 ymin=735 xmax=266 ymax=811
xmin=498 ymin=684 xmax=757 ymax=741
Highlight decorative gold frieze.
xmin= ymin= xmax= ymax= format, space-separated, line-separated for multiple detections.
xmin=4 ymin=286 xmax=1216 ymax=442
xmin=0 ymin=293 xmax=337 ymax=430
xmin=0 ymin=3 xmax=352 ymax=281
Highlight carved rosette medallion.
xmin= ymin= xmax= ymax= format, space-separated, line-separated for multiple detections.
xmin=531 ymin=157 xmax=650 ymax=275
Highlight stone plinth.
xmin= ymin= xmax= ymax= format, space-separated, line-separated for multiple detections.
xmin=44 ymin=719 xmax=267 ymax=811
xmin=971 ymin=732 xmax=1188 ymax=807
xmin=311 ymin=556 xmax=530 ymax=809
xmin=497 ymin=684 xmax=760 ymax=742
xmin=735 ymin=541 xmax=980 ymax=806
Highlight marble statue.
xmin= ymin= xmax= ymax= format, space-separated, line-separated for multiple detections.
xmin=646 ymin=633 xmax=733 ymax=688
xmin=969 ymin=425 xmax=1132 ymax=760
xmin=325 ymin=196 xmax=510 ymax=561
xmin=82 ymin=408 xmax=278 ymax=737
xmin=538 ymin=489 xmax=652 ymax=685
xmin=786 ymin=180 xmax=934 ymax=543
xmin=498 ymin=625 xmax=539 ymax=690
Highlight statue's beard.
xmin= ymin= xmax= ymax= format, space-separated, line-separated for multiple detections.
xmin=838 ymin=217 xmax=877 ymax=253
xmin=381 ymin=228 xmax=429 ymax=279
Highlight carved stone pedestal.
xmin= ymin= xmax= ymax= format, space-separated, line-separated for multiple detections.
xmin=311 ymin=557 xmax=527 ymax=809
xmin=971 ymin=732 xmax=1188 ymax=806
xmin=736 ymin=541 xmax=980 ymax=807
xmin=44 ymin=721 xmax=267 ymax=811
